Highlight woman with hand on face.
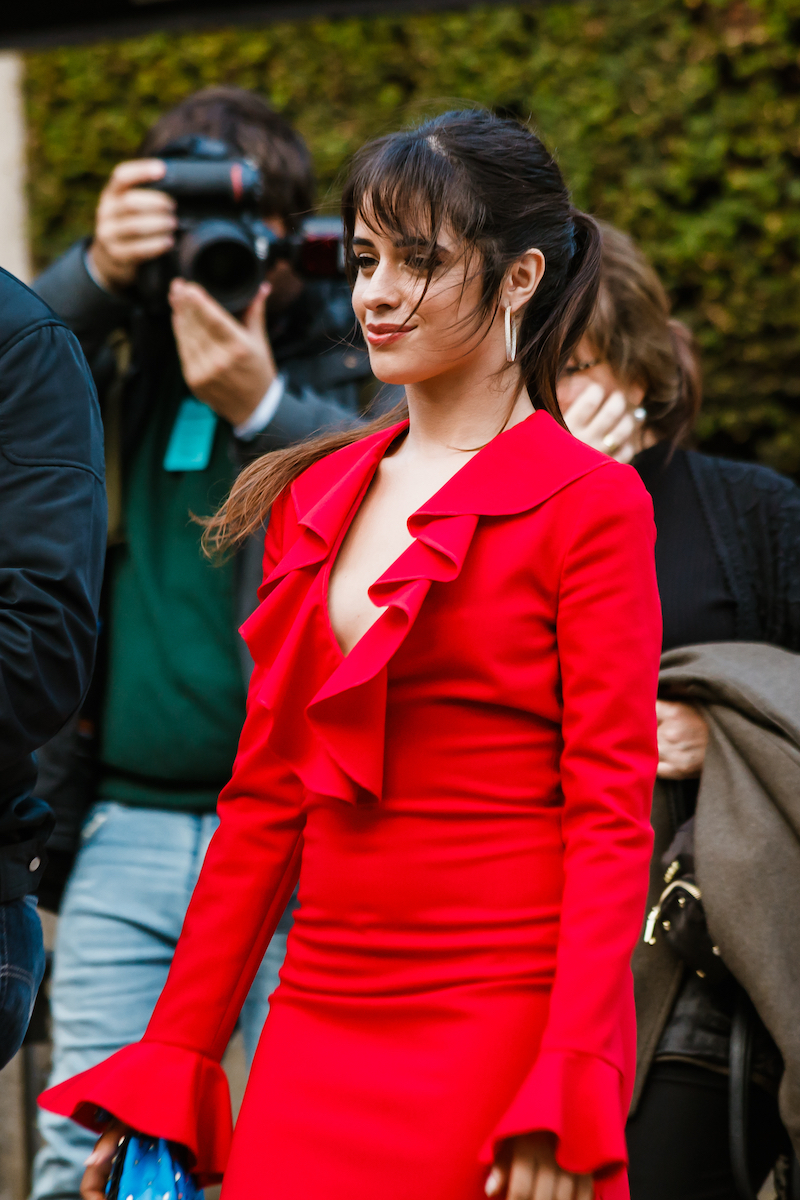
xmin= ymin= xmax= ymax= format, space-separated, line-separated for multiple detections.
xmin=40 ymin=113 xmax=662 ymax=1200
xmin=557 ymin=223 xmax=800 ymax=1200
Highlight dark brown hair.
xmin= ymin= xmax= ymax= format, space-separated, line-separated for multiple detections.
xmin=204 ymin=109 xmax=601 ymax=553
xmin=140 ymin=86 xmax=315 ymax=231
xmin=587 ymin=221 xmax=702 ymax=446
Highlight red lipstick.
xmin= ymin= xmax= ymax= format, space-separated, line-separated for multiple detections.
xmin=365 ymin=323 xmax=414 ymax=347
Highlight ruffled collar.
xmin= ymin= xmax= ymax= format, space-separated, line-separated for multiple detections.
xmin=242 ymin=410 xmax=608 ymax=806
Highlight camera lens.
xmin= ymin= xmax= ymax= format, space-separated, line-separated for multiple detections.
xmin=196 ymin=241 xmax=255 ymax=292
xmin=178 ymin=218 xmax=263 ymax=313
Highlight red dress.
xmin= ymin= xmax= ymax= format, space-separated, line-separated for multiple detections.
xmin=40 ymin=412 xmax=660 ymax=1200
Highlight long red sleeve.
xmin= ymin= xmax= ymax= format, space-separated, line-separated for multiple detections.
xmin=489 ymin=466 xmax=660 ymax=1183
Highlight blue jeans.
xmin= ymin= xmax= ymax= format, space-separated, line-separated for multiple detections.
xmin=31 ymin=802 xmax=294 ymax=1200
xmin=0 ymin=893 xmax=45 ymax=1070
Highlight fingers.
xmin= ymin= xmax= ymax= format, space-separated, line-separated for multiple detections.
xmin=564 ymin=384 xmax=644 ymax=461
xmin=486 ymin=1163 xmax=508 ymax=1196
xmin=170 ymin=280 xmax=240 ymax=353
xmin=656 ymin=699 xmax=709 ymax=778
xmin=576 ymin=1176 xmax=594 ymax=1200
xmin=80 ymin=1122 xmax=127 ymax=1200
xmin=170 ymin=278 xmax=236 ymax=331
xmin=92 ymin=161 xmax=175 ymax=289
xmin=242 ymin=283 xmax=271 ymax=337
xmin=102 ymin=188 xmax=175 ymax=218
xmin=105 ymin=158 xmax=167 ymax=194
xmin=564 ymin=382 xmax=606 ymax=432
xmin=508 ymin=1147 xmax=537 ymax=1200
xmin=492 ymin=1136 xmax=594 ymax=1200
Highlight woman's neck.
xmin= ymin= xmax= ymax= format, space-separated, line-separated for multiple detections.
xmin=401 ymin=360 xmax=535 ymax=460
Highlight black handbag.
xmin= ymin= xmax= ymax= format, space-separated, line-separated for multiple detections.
xmin=643 ymin=816 xmax=800 ymax=1200
xmin=643 ymin=815 xmax=732 ymax=987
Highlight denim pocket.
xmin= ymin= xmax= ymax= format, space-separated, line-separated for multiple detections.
xmin=0 ymin=895 xmax=45 ymax=1069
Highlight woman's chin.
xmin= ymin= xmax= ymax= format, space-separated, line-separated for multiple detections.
xmin=369 ymin=361 xmax=416 ymax=386
xmin=367 ymin=354 xmax=433 ymax=388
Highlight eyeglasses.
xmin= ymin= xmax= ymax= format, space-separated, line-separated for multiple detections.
xmin=561 ymin=357 xmax=602 ymax=377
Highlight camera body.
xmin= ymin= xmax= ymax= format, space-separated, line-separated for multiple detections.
xmin=137 ymin=136 xmax=344 ymax=314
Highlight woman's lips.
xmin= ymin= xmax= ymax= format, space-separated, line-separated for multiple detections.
xmin=365 ymin=324 xmax=414 ymax=347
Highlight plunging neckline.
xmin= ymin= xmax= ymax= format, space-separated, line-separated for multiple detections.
xmin=322 ymin=426 xmax=483 ymax=660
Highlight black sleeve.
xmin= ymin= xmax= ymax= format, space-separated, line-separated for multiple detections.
xmin=33 ymin=240 xmax=132 ymax=360
xmin=767 ymin=474 xmax=800 ymax=652
xmin=0 ymin=311 xmax=107 ymax=898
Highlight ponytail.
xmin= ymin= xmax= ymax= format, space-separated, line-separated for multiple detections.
xmin=521 ymin=210 xmax=601 ymax=424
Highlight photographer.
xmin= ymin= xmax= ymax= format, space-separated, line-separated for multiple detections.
xmin=30 ymin=87 xmax=374 ymax=1200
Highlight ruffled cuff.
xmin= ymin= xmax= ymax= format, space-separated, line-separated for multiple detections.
xmin=38 ymin=1041 xmax=232 ymax=1185
xmin=485 ymin=1049 xmax=628 ymax=1179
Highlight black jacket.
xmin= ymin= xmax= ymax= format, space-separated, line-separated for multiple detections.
xmin=32 ymin=241 xmax=379 ymax=907
xmin=0 ymin=268 xmax=106 ymax=902
xmin=630 ymin=445 xmax=800 ymax=1105
xmin=684 ymin=449 xmax=800 ymax=652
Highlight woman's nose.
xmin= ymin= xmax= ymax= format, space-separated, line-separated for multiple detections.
xmin=361 ymin=260 xmax=404 ymax=311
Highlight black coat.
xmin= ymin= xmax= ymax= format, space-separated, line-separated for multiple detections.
xmin=0 ymin=268 xmax=106 ymax=902
xmin=32 ymin=241 xmax=382 ymax=908
xmin=630 ymin=444 xmax=800 ymax=1109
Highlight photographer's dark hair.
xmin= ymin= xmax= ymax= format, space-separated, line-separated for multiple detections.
xmin=203 ymin=109 xmax=600 ymax=553
xmin=587 ymin=222 xmax=702 ymax=446
xmin=140 ymin=86 xmax=314 ymax=231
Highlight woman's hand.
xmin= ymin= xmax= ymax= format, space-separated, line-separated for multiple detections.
xmin=656 ymin=700 xmax=709 ymax=779
xmin=485 ymin=1133 xmax=594 ymax=1200
xmin=81 ymin=1119 xmax=130 ymax=1200
xmin=562 ymin=381 xmax=644 ymax=464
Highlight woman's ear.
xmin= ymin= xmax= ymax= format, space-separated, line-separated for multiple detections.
xmin=504 ymin=249 xmax=546 ymax=314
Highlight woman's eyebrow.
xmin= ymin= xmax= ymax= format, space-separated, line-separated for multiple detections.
xmin=394 ymin=237 xmax=447 ymax=254
xmin=352 ymin=234 xmax=447 ymax=255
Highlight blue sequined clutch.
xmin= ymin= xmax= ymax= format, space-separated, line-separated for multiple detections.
xmin=105 ymin=1135 xmax=203 ymax=1200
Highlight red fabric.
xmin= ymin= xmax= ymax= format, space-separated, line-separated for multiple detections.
xmin=40 ymin=412 xmax=660 ymax=1200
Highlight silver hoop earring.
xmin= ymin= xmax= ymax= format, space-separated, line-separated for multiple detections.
xmin=504 ymin=304 xmax=517 ymax=364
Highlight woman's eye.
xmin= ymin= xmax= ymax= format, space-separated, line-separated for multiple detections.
xmin=563 ymin=358 xmax=600 ymax=376
xmin=353 ymin=254 xmax=378 ymax=272
xmin=404 ymin=254 xmax=445 ymax=276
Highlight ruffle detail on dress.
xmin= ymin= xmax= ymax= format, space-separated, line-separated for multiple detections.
xmin=484 ymin=1049 xmax=628 ymax=1179
xmin=240 ymin=411 xmax=608 ymax=810
xmin=38 ymin=1041 xmax=232 ymax=1185
xmin=240 ymin=422 xmax=482 ymax=807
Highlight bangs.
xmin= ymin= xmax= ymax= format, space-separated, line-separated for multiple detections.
xmin=343 ymin=131 xmax=486 ymax=256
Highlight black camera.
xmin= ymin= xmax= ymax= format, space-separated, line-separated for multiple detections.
xmin=137 ymin=136 xmax=345 ymax=314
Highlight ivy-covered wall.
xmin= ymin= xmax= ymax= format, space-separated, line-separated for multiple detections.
xmin=24 ymin=0 xmax=800 ymax=472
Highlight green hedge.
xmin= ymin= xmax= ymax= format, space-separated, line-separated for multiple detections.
xmin=24 ymin=0 xmax=800 ymax=473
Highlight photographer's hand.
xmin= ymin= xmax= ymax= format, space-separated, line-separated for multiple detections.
xmin=169 ymin=279 xmax=278 ymax=426
xmin=88 ymin=159 xmax=175 ymax=292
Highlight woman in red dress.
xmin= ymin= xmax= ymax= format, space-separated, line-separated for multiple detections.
xmin=41 ymin=110 xmax=661 ymax=1200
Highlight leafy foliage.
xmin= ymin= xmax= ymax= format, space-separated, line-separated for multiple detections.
xmin=23 ymin=0 xmax=800 ymax=471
